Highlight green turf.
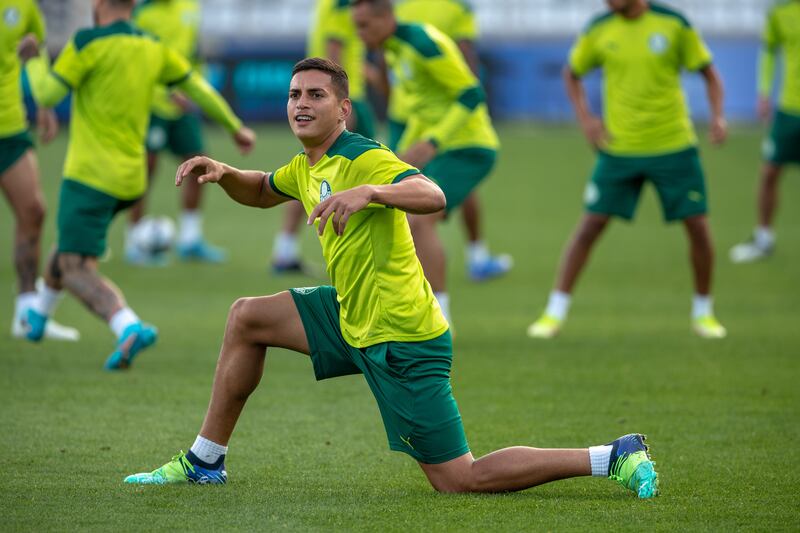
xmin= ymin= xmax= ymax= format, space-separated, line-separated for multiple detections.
xmin=1 ymin=123 xmax=798 ymax=531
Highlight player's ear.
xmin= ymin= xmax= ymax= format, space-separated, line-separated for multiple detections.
xmin=340 ymin=97 xmax=353 ymax=123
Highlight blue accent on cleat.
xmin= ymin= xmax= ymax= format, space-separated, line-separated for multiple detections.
xmin=176 ymin=240 xmax=227 ymax=263
xmin=125 ymin=247 xmax=170 ymax=267
xmin=24 ymin=308 xmax=48 ymax=342
xmin=272 ymin=260 xmax=307 ymax=275
xmin=468 ymin=254 xmax=513 ymax=282
xmin=104 ymin=322 xmax=158 ymax=371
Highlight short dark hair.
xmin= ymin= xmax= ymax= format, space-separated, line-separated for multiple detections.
xmin=109 ymin=0 xmax=135 ymax=7
xmin=291 ymin=57 xmax=350 ymax=100
xmin=350 ymin=0 xmax=393 ymax=14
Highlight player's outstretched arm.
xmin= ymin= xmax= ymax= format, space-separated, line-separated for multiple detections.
xmin=563 ymin=65 xmax=607 ymax=150
xmin=308 ymin=174 xmax=445 ymax=236
xmin=19 ymin=35 xmax=70 ymax=109
xmin=176 ymin=156 xmax=286 ymax=209
xmin=699 ymin=65 xmax=727 ymax=145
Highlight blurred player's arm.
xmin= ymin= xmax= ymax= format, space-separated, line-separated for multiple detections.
xmin=176 ymin=156 xmax=287 ymax=209
xmin=20 ymin=42 xmax=70 ymax=108
xmin=457 ymin=40 xmax=479 ymax=76
xmin=699 ymin=65 xmax=726 ymax=145
xmin=366 ymin=51 xmax=390 ymax=98
xmin=21 ymin=7 xmax=58 ymax=143
xmin=757 ymin=8 xmax=779 ymax=120
xmin=563 ymin=66 xmax=607 ymax=150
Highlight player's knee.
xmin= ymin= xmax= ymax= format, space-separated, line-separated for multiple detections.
xmin=227 ymin=297 xmax=269 ymax=341
xmin=18 ymin=197 xmax=45 ymax=232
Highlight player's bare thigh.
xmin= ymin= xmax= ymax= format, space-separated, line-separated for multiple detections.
xmin=1 ymin=150 xmax=45 ymax=221
xmin=227 ymin=291 xmax=310 ymax=355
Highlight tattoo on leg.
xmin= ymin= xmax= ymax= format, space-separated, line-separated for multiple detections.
xmin=59 ymin=254 xmax=125 ymax=321
xmin=14 ymin=234 xmax=39 ymax=293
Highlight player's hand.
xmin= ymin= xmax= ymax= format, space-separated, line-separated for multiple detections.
xmin=307 ymin=185 xmax=374 ymax=237
xmin=17 ymin=33 xmax=40 ymax=63
xmin=579 ymin=114 xmax=609 ymax=150
xmin=36 ymin=107 xmax=58 ymax=144
xmin=170 ymin=91 xmax=192 ymax=113
xmin=176 ymin=155 xmax=225 ymax=186
xmin=401 ymin=140 xmax=437 ymax=169
xmin=709 ymin=115 xmax=728 ymax=146
xmin=757 ymin=96 xmax=771 ymax=122
xmin=233 ymin=126 xmax=256 ymax=155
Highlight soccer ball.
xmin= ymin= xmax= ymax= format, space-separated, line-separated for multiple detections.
xmin=131 ymin=215 xmax=176 ymax=255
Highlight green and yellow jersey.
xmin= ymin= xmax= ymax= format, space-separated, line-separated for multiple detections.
xmin=570 ymin=3 xmax=712 ymax=156
xmin=760 ymin=0 xmax=800 ymax=114
xmin=25 ymin=19 xmax=241 ymax=200
xmin=308 ymin=0 xmax=366 ymax=102
xmin=0 ymin=0 xmax=44 ymax=138
xmin=134 ymin=0 xmax=201 ymax=119
xmin=269 ymin=130 xmax=448 ymax=348
xmin=390 ymin=0 xmax=478 ymax=124
xmin=384 ymin=22 xmax=498 ymax=154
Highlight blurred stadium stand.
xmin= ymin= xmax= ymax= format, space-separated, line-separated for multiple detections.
xmin=35 ymin=0 xmax=776 ymax=122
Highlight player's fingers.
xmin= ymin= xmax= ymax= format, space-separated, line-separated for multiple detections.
xmin=196 ymin=173 xmax=217 ymax=184
xmin=317 ymin=209 xmax=333 ymax=235
xmin=338 ymin=211 xmax=352 ymax=236
xmin=308 ymin=199 xmax=327 ymax=224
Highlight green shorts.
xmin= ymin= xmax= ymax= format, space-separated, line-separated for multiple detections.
xmin=289 ymin=286 xmax=469 ymax=464
xmin=146 ymin=113 xmax=204 ymax=156
xmin=351 ymin=99 xmax=376 ymax=141
xmin=424 ymin=147 xmax=497 ymax=213
xmin=387 ymin=119 xmax=407 ymax=153
xmin=57 ymin=179 xmax=138 ymax=257
xmin=585 ymin=147 xmax=708 ymax=222
xmin=0 ymin=131 xmax=34 ymax=175
xmin=763 ymin=110 xmax=800 ymax=165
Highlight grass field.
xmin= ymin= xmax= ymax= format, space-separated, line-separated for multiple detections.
xmin=1 ymin=123 xmax=799 ymax=531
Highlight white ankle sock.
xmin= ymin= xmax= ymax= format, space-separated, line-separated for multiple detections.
xmin=33 ymin=284 xmax=63 ymax=317
xmin=190 ymin=435 xmax=228 ymax=464
xmin=179 ymin=210 xmax=202 ymax=245
xmin=272 ymin=231 xmax=299 ymax=264
xmin=754 ymin=226 xmax=774 ymax=249
xmin=589 ymin=445 xmax=612 ymax=477
xmin=434 ymin=292 xmax=451 ymax=323
xmin=467 ymin=240 xmax=489 ymax=266
xmin=109 ymin=307 xmax=140 ymax=339
xmin=14 ymin=292 xmax=37 ymax=321
xmin=545 ymin=290 xmax=571 ymax=321
xmin=692 ymin=294 xmax=713 ymax=319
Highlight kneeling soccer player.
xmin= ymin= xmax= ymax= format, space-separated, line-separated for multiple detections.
xmin=125 ymin=58 xmax=659 ymax=498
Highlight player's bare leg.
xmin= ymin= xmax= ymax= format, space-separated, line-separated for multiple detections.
xmin=684 ymin=215 xmax=726 ymax=338
xmin=272 ymin=200 xmax=308 ymax=273
xmin=174 ymin=152 xmax=226 ymax=262
xmin=528 ymin=213 xmax=610 ymax=338
xmin=461 ymin=192 xmax=513 ymax=282
xmin=408 ymin=211 xmax=451 ymax=322
xmin=199 ymin=292 xmax=310 ymax=445
xmin=731 ymin=162 xmax=781 ymax=263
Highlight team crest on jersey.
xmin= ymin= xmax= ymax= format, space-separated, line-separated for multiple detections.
xmin=320 ymin=179 xmax=332 ymax=202
xmin=648 ymin=33 xmax=669 ymax=54
xmin=3 ymin=7 xmax=21 ymax=27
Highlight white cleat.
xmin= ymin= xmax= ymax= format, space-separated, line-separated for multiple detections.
xmin=692 ymin=315 xmax=727 ymax=339
xmin=11 ymin=317 xmax=80 ymax=342
xmin=729 ymin=240 xmax=772 ymax=264
xmin=527 ymin=314 xmax=562 ymax=339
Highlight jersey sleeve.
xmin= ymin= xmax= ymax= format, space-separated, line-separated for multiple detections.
xmin=352 ymin=148 xmax=419 ymax=186
xmin=269 ymin=158 xmax=302 ymax=201
xmin=159 ymin=45 xmax=192 ymax=86
xmin=27 ymin=1 xmax=46 ymax=41
xmin=51 ymin=39 xmax=89 ymax=88
xmin=679 ymin=25 xmax=712 ymax=72
xmin=762 ymin=7 xmax=781 ymax=51
xmin=568 ymin=31 xmax=600 ymax=77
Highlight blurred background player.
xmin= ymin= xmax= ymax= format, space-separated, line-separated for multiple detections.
xmin=125 ymin=0 xmax=237 ymax=265
xmin=391 ymin=0 xmax=511 ymax=281
xmin=730 ymin=0 xmax=800 ymax=263
xmin=352 ymin=0 xmax=500 ymax=325
xmin=1 ymin=0 xmax=78 ymax=341
xmin=528 ymin=0 xmax=728 ymax=339
xmin=270 ymin=0 xmax=377 ymax=273
xmin=19 ymin=0 xmax=255 ymax=368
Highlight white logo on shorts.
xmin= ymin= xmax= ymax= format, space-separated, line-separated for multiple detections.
xmin=320 ymin=179 xmax=332 ymax=202
xmin=584 ymin=182 xmax=600 ymax=206
xmin=762 ymin=138 xmax=775 ymax=160
xmin=292 ymin=286 xmax=319 ymax=295
xmin=3 ymin=7 xmax=21 ymax=27
xmin=648 ymin=33 xmax=669 ymax=54
xmin=148 ymin=125 xmax=167 ymax=150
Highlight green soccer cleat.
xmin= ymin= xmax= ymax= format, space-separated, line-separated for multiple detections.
xmin=607 ymin=434 xmax=659 ymax=499
xmin=124 ymin=451 xmax=227 ymax=485
xmin=526 ymin=313 xmax=562 ymax=339
xmin=693 ymin=315 xmax=727 ymax=339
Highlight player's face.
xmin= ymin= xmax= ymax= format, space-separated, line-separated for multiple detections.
xmin=605 ymin=0 xmax=638 ymax=13
xmin=352 ymin=4 xmax=392 ymax=49
xmin=287 ymin=70 xmax=350 ymax=144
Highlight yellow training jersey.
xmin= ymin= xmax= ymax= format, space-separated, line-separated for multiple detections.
xmin=762 ymin=0 xmax=800 ymax=114
xmin=269 ymin=130 xmax=448 ymax=348
xmin=391 ymin=0 xmax=478 ymax=124
xmin=307 ymin=0 xmax=366 ymax=101
xmin=134 ymin=0 xmax=201 ymax=119
xmin=570 ymin=3 xmax=712 ymax=156
xmin=384 ymin=22 xmax=498 ymax=154
xmin=51 ymin=20 xmax=192 ymax=199
xmin=0 ymin=0 xmax=44 ymax=138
